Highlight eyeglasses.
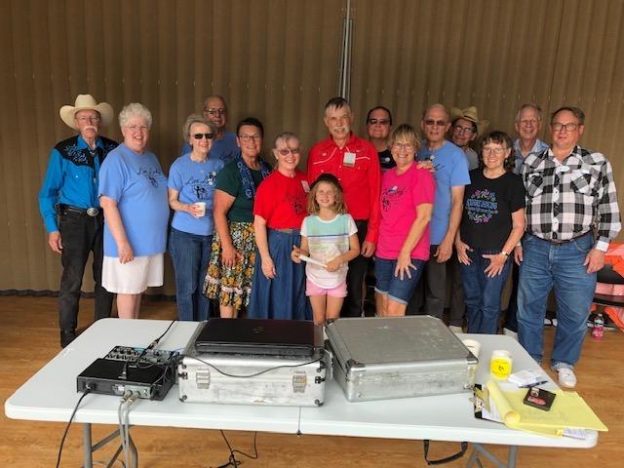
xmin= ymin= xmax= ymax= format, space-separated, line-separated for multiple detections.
xmin=453 ymin=125 xmax=475 ymax=135
xmin=551 ymin=122 xmax=579 ymax=132
xmin=482 ymin=147 xmax=507 ymax=155
xmin=239 ymin=134 xmax=261 ymax=142
xmin=424 ymin=119 xmax=447 ymax=127
xmin=193 ymin=133 xmax=214 ymax=140
xmin=392 ymin=142 xmax=414 ymax=150
xmin=204 ymin=108 xmax=226 ymax=116
xmin=76 ymin=115 xmax=101 ymax=123
xmin=368 ymin=119 xmax=390 ymax=125
xmin=277 ymin=148 xmax=301 ymax=156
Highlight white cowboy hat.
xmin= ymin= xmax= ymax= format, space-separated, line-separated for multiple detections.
xmin=59 ymin=94 xmax=114 ymax=130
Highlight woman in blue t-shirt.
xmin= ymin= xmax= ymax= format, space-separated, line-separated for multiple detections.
xmin=168 ymin=114 xmax=224 ymax=321
xmin=455 ymin=131 xmax=526 ymax=334
xmin=99 ymin=103 xmax=169 ymax=319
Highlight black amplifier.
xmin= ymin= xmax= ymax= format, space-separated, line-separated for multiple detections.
xmin=76 ymin=346 xmax=179 ymax=400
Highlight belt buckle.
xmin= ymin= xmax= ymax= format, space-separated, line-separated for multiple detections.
xmin=86 ymin=207 xmax=99 ymax=217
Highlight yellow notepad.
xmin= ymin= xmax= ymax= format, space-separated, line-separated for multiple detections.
xmin=486 ymin=380 xmax=608 ymax=436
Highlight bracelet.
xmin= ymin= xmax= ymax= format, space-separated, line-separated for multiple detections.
xmin=500 ymin=250 xmax=509 ymax=257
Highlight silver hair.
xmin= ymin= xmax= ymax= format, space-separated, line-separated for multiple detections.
xmin=515 ymin=103 xmax=543 ymax=122
xmin=273 ymin=131 xmax=299 ymax=148
xmin=119 ymin=103 xmax=153 ymax=128
xmin=183 ymin=114 xmax=216 ymax=140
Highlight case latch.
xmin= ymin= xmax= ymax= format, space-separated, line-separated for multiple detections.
xmin=292 ymin=372 xmax=307 ymax=393
xmin=196 ymin=369 xmax=211 ymax=389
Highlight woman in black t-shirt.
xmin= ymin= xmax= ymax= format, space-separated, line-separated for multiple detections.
xmin=455 ymin=131 xmax=526 ymax=334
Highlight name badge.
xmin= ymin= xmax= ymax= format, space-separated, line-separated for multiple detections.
xmin=301 ymin=180 xmax=310 ymax=192
xmin=343 ymin=151 xmax=356 ymax=167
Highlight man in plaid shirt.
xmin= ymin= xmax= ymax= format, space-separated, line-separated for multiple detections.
xmin=517 ymin=106 xmax=621 ymax=388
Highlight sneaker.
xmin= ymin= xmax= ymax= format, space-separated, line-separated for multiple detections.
xmin=557 ymin=368 xmax=577 ymax=388
xmin=503 ymin=328 xmax=518 ymax=340
xmin=449 ymin=325 xmax=463 ymax=333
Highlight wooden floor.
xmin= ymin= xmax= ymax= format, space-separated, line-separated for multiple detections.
xmin=1 ymin=296 xmax=622 ymax=468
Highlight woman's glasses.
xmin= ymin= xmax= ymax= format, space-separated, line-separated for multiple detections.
xmin=193 ymin=133 xmax=214 ymax=140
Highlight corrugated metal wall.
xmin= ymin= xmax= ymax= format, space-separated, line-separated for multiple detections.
xmin=1 ymin=0 xmax=623 ymax=293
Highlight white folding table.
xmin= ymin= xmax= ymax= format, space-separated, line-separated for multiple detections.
xmin=5 ymin=318 xmax=598 ymax=467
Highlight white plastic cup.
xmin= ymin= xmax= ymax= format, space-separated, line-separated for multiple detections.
xmin=462 ymin=339 xmax=481 ymax=359
xmin=194 ymin=202 xmax=206 ymax=218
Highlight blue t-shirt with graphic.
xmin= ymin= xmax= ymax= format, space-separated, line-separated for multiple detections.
xmin=460 ymin=169 xmax=525 ymax=250
xmin=99 ymin=143 xmax=169 ymax=257
xmin=168 ymin=153 xmax=224 ymax=235
xmin=418 ymin=140 xmax=471 ymax=244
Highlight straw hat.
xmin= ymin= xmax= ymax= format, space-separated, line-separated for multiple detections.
xmin=450 ymin=106 xmax=489 ymax=136
xmin=59 ymin=94 xmax=114 ymax=130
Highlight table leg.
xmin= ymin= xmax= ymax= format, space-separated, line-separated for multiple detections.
xmin=507 ymin=446 xmax=518 ymax=468
xmin=129 ymin=434 xmax=138 ymax=468
xmin=83 ymin=423 xmax=93 ymax=468
xmin=466 ymin=444 xmax=518 ymax=468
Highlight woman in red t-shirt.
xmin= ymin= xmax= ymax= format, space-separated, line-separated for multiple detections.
xmin=248 ymin=132 xmax=311 ymax=320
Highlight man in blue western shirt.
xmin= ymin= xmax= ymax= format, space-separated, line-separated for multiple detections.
xmin=38 ymin=94 xmax=117 ymax=347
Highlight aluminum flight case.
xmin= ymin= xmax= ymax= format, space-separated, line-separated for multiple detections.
xmin=326 ymin=316 xmax=477 ymax=402
xmin=178 ymin=323 xmax=328 ymax=407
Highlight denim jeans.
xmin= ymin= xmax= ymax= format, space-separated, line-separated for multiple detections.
xmin=374 ymin=257 xmax=426 ymax=304
xmin=58 ymin=210 xmax=113 ymax=333
xmin=168 ymin=228 xmax=213 ymax=321
xmin=517 ymin=233 xmax=596 ymax=368
xmin=460 ymin=248 xmax=512 ymax=334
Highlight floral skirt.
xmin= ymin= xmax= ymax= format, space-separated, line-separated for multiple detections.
xmin=203 ymin=222 xmax=256 ymax=312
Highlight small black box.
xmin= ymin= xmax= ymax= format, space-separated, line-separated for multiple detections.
xmin=523 ymin=387 xmax=556 ymax=411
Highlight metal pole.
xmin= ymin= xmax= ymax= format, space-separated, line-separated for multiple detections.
xmin=338 ymin=0 xmax=353 ymax=99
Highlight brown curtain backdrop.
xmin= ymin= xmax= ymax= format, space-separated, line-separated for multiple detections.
xmin=1 ymin=0 xmax=622 ymax=294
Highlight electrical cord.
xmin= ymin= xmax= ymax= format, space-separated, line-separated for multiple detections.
xmin=118 ymin=390 xmax=139 ymax=468
xmin=186 ymin=355 xmax=323 ymax=379
xmin=55 ymin=388 xmax=92 ymax=468
xmin=118 ymin=320 xmax=178 ymax=379
xmin=214 ymin=431 xmax=259 ymax=468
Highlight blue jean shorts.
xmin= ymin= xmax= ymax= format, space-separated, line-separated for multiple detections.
xmin=374 ymin=257 xmax=426 ymax=304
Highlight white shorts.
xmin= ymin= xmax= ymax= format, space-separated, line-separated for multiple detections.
xmin=102 ymin=254 xmax=164 ymax=294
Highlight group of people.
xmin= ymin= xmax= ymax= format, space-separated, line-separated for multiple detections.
xmin=39 ymin=93 xmax=620 ymax=389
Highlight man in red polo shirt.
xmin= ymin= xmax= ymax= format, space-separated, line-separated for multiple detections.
xmin=307 ymin=97 xmax=381 ymax=317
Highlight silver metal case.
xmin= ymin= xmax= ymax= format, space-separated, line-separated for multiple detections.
xmin=327 ymin=316 xmax=477 ymax=402
xmin=178 ymin=350 xmax=327 ymax=407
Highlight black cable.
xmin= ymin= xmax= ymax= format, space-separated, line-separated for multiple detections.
xmin=147 ymin=319 xmax=177 ymax=349
xmin=214 ymin=431 xmax=259 ymax=468
xmin=55 ymin=388 xmax=92 ymax=468
xmin=120 ymin=320 xmax=178 ymax=379
xmin=231 ymin=431 xmax=259 ymax=461
xmin=186 ymin=355 xmax=323 ymax=379
xmin=216 ymin=430 xmax=239 ymax=468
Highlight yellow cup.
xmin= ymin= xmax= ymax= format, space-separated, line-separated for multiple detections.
xmin=490 ymin=349 xmax=512 ymax=380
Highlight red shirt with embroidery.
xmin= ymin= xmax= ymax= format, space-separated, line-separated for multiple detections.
xmin=307 ymin=133 xmax=381 ymax=243
xmin=253 ymin=170 xmax=308 ymax=229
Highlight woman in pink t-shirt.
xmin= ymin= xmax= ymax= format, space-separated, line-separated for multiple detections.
xmin=375 ymin=124 xmax=435 ymax=316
